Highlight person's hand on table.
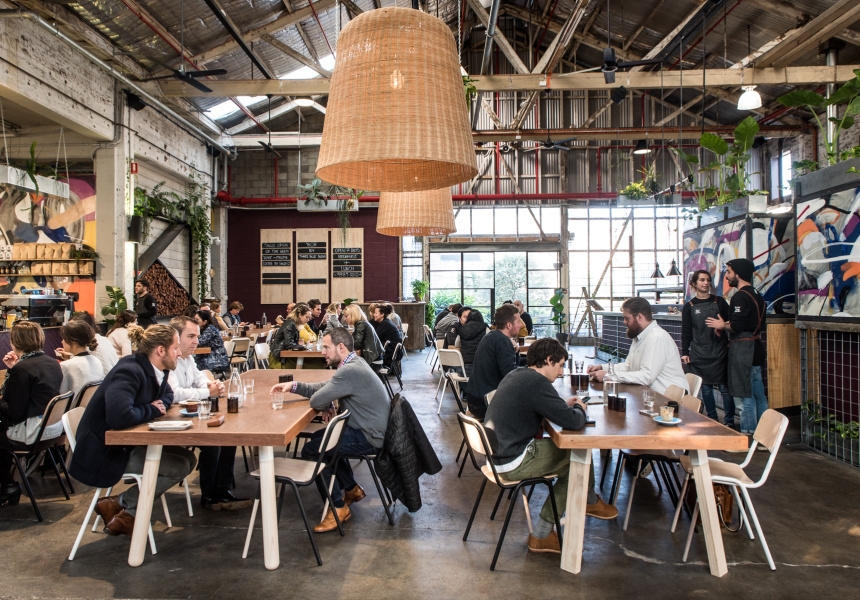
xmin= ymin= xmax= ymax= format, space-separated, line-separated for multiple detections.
xmin=681 ymin=355 xmax=690 ymax=364
xmin=566 ymin=396 xmax=587 ymax=411
xmin=586 ymin=364 xmax=603 ymax=374
xmin=2 ymin=351 xmax=18 ymax=369
xmin=270 ymin=382 xmax=292 ymax=394
xmin=207 ymin=380 xmax=225 ymax=397
xmin=590 ymin=369 xmax=606 ymax=382
xmin=150 ymin=400 xmax=166 ymax=415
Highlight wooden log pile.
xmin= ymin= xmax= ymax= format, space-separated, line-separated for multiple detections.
xmin=142 ymin=261 xmax=191 ymax=317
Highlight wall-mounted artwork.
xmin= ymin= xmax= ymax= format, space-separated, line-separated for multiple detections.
xmin=796 ymin=187 xmax=860 ymax=320
xmin=684 ymin=215 xmax=795 ymax=313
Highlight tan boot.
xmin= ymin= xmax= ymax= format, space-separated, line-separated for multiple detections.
xmin=343 ymin=485 xmax=366 ymax=506
xmin=586 ymin=495 xmax=619 ymax=520
xmin=313 ymin=505 xmax=352 ymax=533
xmin=527 ymin=531 xmax=561 ymax=554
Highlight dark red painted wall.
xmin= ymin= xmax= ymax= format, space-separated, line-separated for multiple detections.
xmin=226 ymin=208 xmax=400 ymax=321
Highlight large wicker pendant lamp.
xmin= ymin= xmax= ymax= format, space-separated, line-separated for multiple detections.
xmin=376 ymin=188 xmax=456 ymax=236
xmin=317 ymin=7 xmax=477 ymax=192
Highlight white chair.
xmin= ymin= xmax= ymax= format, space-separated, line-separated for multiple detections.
xmin=254 ymin=343 xmax=271 ymax=369
xmin=672 ymin=409 xmax=789 ymax=570
xmin=264 ymin=328 xmax=275 ymax=344
xmin=401 ymin=323 xmax=409 ymax=360
xmin=664 ymin=384 xmax=686 ymax=402
xmin=430 ymin=339 xmax=445 ymax=373
xmin=423 ymin=325 xmax=436 ymax=364
xmin=686 ymin=373 xmax=703 ymax=397
xmin=62 ymin=408 xmax=192 ymax=560
xmin=435 ymin=349 xmax=468 ymax=415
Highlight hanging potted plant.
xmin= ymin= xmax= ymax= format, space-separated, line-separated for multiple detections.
xmin=777 ymin=69 xmax=860 ymax=198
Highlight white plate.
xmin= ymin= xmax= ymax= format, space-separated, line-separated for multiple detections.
xmin=653 ymin=416 xmax=682 ymax=426
xmin=148 ymin=421 xmax=193 ymax=431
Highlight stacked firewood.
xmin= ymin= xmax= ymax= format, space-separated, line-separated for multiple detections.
xmin=142 ymin=261 xmax=191 ymax=316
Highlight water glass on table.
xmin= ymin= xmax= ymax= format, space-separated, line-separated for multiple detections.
xmin=243 ymin=378 xmax=255 ymax=396
xmin=271 ymin=392 xmax=285 ymax=410
xmin=255 ymin=321 xmax=261 ymax=329
xmin=574 ymin=360 xmax=584 ymax=373
xmin=197 ymin=399 xmax=211 ymax=420
xmin=643 ymin=389 xmax=655 ymax=410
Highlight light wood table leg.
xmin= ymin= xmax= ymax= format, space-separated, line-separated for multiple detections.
xmin=296 ymin=357 xmax=304 ymax=369
xmin=128 ymin=444 xmax=162 ymax=567
xmin=258 ymin=445 xmax=279 ymax=570
xmin=560 ymin=448 xmax=592 ymax=574
xmin=690 ymin=449 xmax=728 ymax=576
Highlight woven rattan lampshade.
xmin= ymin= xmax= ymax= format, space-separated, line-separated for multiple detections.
xmin=317 ymin=7 xmax=477 ymax=192
xmin=377 ymin=188 xmax=456 ymax=236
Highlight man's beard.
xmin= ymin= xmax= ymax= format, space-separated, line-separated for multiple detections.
xmin=326 ymin=354 xmax=341 ymax=368
xmin=727 ymin=274 xmax=739 ymax=288
xmin=163 ymin=355 xmax=177 ymax=371
xmin=626 ymin=322 xmax=644 ymax=339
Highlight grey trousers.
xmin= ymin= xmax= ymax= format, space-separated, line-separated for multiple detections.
xmin=120 ymin=446 xmax=197 ymax=516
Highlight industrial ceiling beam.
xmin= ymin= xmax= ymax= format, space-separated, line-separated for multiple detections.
xmin=471 ymin=124 xmax=804 ymax=143
xmin=261 ymin=34 xmax=331 ymax=78
xmin=157 ymin=65 xmax=860 ymax=97
xmin=201 ymin=0 xmax=276 ymax=79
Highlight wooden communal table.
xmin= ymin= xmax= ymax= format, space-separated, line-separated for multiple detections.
xmin=547 ymin=377 xmax=747 ymax=577
xmin=192 ymin=346 xmax=211 ymax=355
xmin=279 ymin=349 xmax=326 ymax=368
xmin=105 ymin=368 xmax=333 ymax=570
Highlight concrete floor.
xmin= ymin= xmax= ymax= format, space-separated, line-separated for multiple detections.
xmin=2 ymin=347 xmax=859 ymax=599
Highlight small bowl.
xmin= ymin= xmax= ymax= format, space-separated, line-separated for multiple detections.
xmin=185 ymin=402 xmax=199 ymax=413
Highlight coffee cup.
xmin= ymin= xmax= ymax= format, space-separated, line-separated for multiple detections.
xmin=185 ymin=401 xmax=199 ymax=413
xmin=660 ymin=405 xmax=674 ymax=422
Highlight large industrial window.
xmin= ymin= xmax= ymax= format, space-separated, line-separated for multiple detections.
xmin=568 ymin=205 xmax=684 ymax=336
xmin=401 ymin=236 xmax=423 ymax=301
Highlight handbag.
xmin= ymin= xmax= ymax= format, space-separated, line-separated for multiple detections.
xmin=685 ymin=482 xmax=741 ymax=532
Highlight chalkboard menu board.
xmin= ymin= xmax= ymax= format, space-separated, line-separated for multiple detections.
xmin=297 ymin=241 xmax=327 ymax=260
xmin=261 ymin=242 xmax=292 ymax=268
xmin=260 ymin=230 xmax=294 ymax=304
xmin=333 ymin=247 xmax=362 ymax=278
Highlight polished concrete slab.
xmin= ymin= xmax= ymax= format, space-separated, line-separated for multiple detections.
xmin=1 ymin=347 xmax=859 ymax=599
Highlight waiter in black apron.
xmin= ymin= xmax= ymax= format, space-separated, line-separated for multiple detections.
xmin=681 ymin=269 xmax=732 ymax=425
xmin=706 ymin=258 xmax=768 ymax=437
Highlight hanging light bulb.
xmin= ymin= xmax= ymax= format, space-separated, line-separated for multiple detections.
xmin=737 ymin=86 xmax=762 ymax=110
xmin=666 ymin=259 xmax=681 ymax=276
xmin=293 ymin=98 xmax=315 ymax=107
xmin=651 ymin=263 xmax=665 ymax=278
xmin=389 ymin=69 xmax=404 ymax=90
xmin=632 ymin=139 xmax=651 ymax=155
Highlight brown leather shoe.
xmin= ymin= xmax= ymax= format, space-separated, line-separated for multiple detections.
xmin=95 ymin=495 xmax=123 ymax=525
xmin=528 ymin=531 xmax=561 ymax=554
xmin=104 ymin=509 xmax=135 ymax=536
xmin=343 ymin=485 xmax=366 ymax=506
xmin=313 ymin=505 xmax=351 ymax=533
xmin=586 ymin=496 xmax=619 ymax=520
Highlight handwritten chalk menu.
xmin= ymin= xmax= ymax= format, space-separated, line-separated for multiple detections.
xmin=295 ymin=229 xmax=329 ymax=302
xmin=260 ymin=230 xmax=293 ymax=305
xmin=330 ymin=228 xmax=364 ymax=302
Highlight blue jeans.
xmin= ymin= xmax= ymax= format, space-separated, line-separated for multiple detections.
xmin=701 ymin=383 xmax=732 ymax=425
xmin=302 ymin=426 xmax=376 ymax=508
xmin=734 ymin=365 xmax=768 ymax=434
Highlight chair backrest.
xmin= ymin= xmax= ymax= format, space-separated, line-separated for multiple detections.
xmin=223 ymin=340 xmax=235 ymax=357
xmin=62 ymin=407 xmax=86 ymax=452
xmin=485 ymin=390 xmax=496 ymax=404
xmin=434 ymin=338 xmax=445 ymax=351
xmin=265 ymin=329 xmax=274 ymax=344
xmin=664 ymin=384 xmax=685 ymax=402
xmin=458 ymin=413 xmax=509 ymax=485
xmin=680 ymin=394 xmax=702 ymax=413
xmin=730 ymin=409 xmax=789 ymax=489
xmin=307 ymin=411 xmax=351 ymax=479
xmin=255 ymin=342 xmax=271 ymax=362
xmin=423 ymin=324 xmax=434 ymax=344
xmin=402 ymin=323 xmax=409 ymax=336
xmin=392 ymin=342 xmax=404 ymax=363
xmin=230 ymin=337 xmax=251 ymax=355
xmin=438 ymin=348 xmax=466 ymax=371
xmin=73 ymin=381 xmax=102 ymax=409
xmin=685 ymin=373 xmax=703 ymax=397
xmin=30 ymin=391 xmax=74 ymax=447
xmin=201 ymin=369 xmax=216 ymax=382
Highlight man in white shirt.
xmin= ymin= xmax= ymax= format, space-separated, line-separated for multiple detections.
xmin=587 ymin=297 xmax=688 ymax=395
xmin=168 ymin=316 xmax=251 ymax=511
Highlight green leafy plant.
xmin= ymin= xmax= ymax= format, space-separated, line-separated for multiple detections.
xmin=331 ymin=187 xmax=363 ymax=246
xmin=298 ymin=178 xmax=331 ymax=207
xmin=804 ymin=399 xmax=860 ymax=442
xmin=100 ymin=285 xmax=128 ymax=324
xmin=181 ymin=174 xmax=212 ymax=299
xmin=343 ymin=298 xmax=358 ymax=306
xmin=673 ymin=116 xmax=765 ymax=210
xmin=411 ymin=279 xmax=430 ymax=301
xmin=463 ymin=76 xmax=478 ymax=109
xmin=549 ymin=287 xmax=568 ymax=336
xmin=778 ymin=70 xmax=860 ymax=167
xmin=619 ymin=181 xmax=649 ymax=199
xmin=71 ymin=244 xmax=99 ymax=260
xmin=133 ymin=182 xmax=183 ymax=243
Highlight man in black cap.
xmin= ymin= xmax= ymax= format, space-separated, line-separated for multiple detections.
xmin=705 ymin=258 xmax=768 ymax=440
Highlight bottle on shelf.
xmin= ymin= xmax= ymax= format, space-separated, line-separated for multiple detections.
xmin=603 ymin=360 xmax=618 ymax=401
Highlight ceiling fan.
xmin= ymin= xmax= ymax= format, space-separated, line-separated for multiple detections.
xmin=258 ymin=96 xmax=281 ymax=157
xmin=566 ymin=0 xmax=664 ymax=84
xmin=142 ymin=0 xmax=226 ymax=93
xmin=522 ymin=136 xmax=577 ymax=152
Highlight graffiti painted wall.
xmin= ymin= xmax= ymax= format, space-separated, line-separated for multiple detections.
xmin=0 ymin=176 xmax=96 ymax=313
xmin=796 ymin=187 xmax=860 ymax=320
xmin=684 ymin=215 xmax=795 ymax=312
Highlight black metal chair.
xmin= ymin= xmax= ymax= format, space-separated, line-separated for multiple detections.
xmin=0 ymin=391 xmax=74 ymax=521
xmin=458 ymin=413 xmax=562 ymax=571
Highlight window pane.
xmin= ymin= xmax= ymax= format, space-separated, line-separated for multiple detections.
xmin=528 ymin=252 xmax=557 ymax=270
xmin=472 ymin=208 xmax=493 ymax=235
xmin=540 ymin=207 xmax=561 ymax=234
xmin=568 ymin=219 xmax=589 ymax=250
xmin=495 ymin=208 xmax=518 ymax=235
xmin=519 ymin=207 xmax=541 ymax=235
xmin=494 ymin=253 xmax=528 ymax=303
xmin=463 ymin=253 xmax=494 ymax=270
xmin=590 ymin=220 xmax=611 ymax=249
xmin=528 ymin=288 xmax=556 ymax=306
xmin=463 ymin=271 xmax=495 ymax=287
xmin=528 ymin=270 xmax=558 ymax=287
xmin=430 ymin=253 xmax=460 ymax=270
xmin=430 ymin=289 xmax=462 ymax=311
xmin=431 ymin=271 xmax=461 ymax=288
xmin=463 ymin=288 xmax=493 ymax=306
xmin=633 ymin=218 xmax=655 ymax=250
xmin=454 ymin=208 xmax=470 ymax=234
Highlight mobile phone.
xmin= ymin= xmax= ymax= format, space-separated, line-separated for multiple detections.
xmin=279 ymin=374 xmax=294 ymax=383
xmin=584 ymin=418 xmax=596 ymax=426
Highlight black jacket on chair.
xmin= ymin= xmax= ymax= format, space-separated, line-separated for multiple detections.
xmin=69 ymin=353 xmax=174 ymax=488
xmin=375 ymin=394 xmax=442 ymax=512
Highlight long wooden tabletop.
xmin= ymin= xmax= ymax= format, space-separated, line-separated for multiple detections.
xmin=105 ymin=369 xmax=333 ymax=447
xmin=279 ymin=349 xmax=325 ymax=360
xmin=547 ymin=377 xmax=747 ymax=451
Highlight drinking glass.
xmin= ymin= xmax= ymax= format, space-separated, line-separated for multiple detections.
xmin=243 ymin=378 xmax=255 ymax=396
xmin=643 ymin=389 xmax=655 ymax=410
xmin=272 ymin=392 xmax=284 ymax=410
xmin=660 ymin=405 xmax=674 ymax=422
xmin=255 ymin=321 xmax=261 ymax=329
xmin=198 ymin=399 xmax=211 ymax=420
xmin=575 ymin=360 xmax=585 ymax=373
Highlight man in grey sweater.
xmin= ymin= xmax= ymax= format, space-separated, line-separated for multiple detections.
xmin=484 ymin=338 xmax=617 ymax=555
xmin=270 ymin=327 xmax=391 ymax=533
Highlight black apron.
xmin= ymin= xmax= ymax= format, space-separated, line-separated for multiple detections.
xmin=726 ymin=289 xmax=764 ymax=398
xmin=688 ymin=297 xmax=728 ymax=386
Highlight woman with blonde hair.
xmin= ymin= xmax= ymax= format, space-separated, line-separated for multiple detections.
xmin=323 ymin=302 xmax=344 ymax=334
xmin=341 ymin=304 xmax=384 ymax=367
xmin=107 ymin=309 xmax=140 ymax=358
xmin=270 ymin=303 xmax=312 ymax=368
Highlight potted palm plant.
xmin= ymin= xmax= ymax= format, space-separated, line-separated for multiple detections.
xmin=550 ymin=287 xmax=568 ymax=344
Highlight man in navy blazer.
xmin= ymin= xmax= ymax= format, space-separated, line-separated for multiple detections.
xmin=70 ymin=324 xmax=196 ymax=536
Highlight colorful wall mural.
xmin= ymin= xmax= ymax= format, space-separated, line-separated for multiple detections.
xmin=796 ymin=187 xmax=860 ymax=320
xmin=0 ymin=175 xmax=96 ymax=313
xmin=683 ymin=215 xmax=795 ymax=313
